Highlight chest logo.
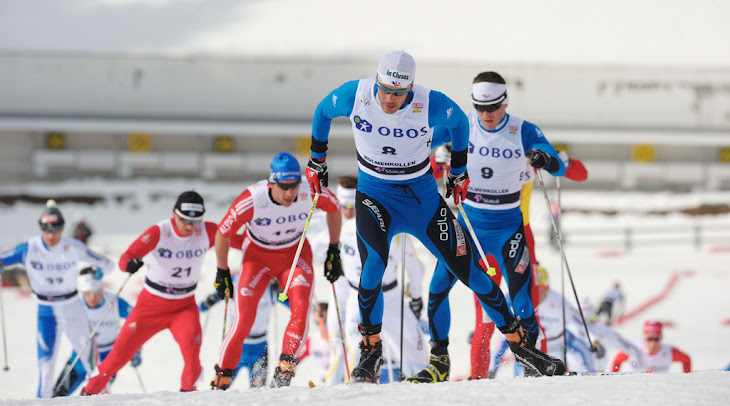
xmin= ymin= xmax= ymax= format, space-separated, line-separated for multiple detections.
xmin=354 ymin=116 xmax=372 ymax=133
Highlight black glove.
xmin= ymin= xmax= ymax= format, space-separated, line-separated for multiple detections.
xmin=409 ymin=297 xmax=423 ymax=318
xmin=214 ymin=267 xmax=233 ymax=300
xmin=445 ymin=170 xmax=470 ymax=205
xmin=306 ymin=156 xmax=328 ymax=194
xmin=526 ymin=149 xmax=552 ymax=169
xmin=324 ymin=243 xmax=343 ymax=283
xmin=199 ymin=293 xmax=220 ymax=312
xmin=125 ymin=258 xmax=144 ymax=274
xmin=591 ymin=341 xmax=606 ymax=359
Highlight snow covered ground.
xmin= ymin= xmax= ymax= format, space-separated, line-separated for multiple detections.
xmin=1 ymin=177 xmax=730 ymax=405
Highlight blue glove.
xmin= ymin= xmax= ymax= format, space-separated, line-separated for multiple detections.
xmin=93 ymin=266 xmax=103 ymax=280
xmin=131 ymin=350 xmax=142 ymax=368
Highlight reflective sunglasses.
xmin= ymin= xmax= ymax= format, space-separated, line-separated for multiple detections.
xmin=340 ymin=203 xmax=355 ymax=210
xmin=474 ymin=103 xmax=502 ymax=113
xmin=645 ymin=336 xmax=661 ymax=342
xmin=40 ymin=223 xmax=63 ymax=233
xmin=376 ymin=82 xmax=410 ymax=96
xmin=276 ymin=180 xmax=301 ymax=190
xmin=179 ymin=216 xmax=202 ymax=225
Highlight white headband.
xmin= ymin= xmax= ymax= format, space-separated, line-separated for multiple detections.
xmin=78 ymin=273 xmax=103 ymax=293
xmin=472 ymin=82 xmax=509 ymax=105
xmin=337 ymin=186 xmax=356 ymax=207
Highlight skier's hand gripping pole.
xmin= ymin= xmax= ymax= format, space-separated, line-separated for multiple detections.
xmin=279 ymin=193 xmax=319 ymax=302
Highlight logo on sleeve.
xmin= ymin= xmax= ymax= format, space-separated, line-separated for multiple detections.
xmin=354 ymin=116 xmax=372 ymax=133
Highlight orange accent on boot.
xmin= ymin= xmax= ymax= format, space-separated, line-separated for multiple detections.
xmin=278 ymin=359 xmax=297 ymax=374
xmin=362 ymin=333 xmax=381 ymax=349
xmin=211 ymin=375 xmax=232 ymax=390
xmin=504 ymin=326 xmax=526 ymax=347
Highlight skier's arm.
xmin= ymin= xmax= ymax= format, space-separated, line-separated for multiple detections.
xmin=217 ymin=190 xmax=255 ymax=270
xmin=428 ymin=91 xmax=469 ymax=175
xmin=0 ymin=243 xmax=28 ymax=270
xmin=204 ymin=221 xmax=218 ymax=248
xmin=310 ymin=80 xmax=359 ymax=160
xmin=119 ymin=225 xmax=161 ymax=272
xmin=316 ymin=187 xmax=342 ymax=245
xmin=521 ymin=121 xmax=566 ymax=176
xmin=78 ymin=241 xmax=115 ymax=276
xmin=671 ymin=347 xmax=691 ymax=373
xmin=564 ymin=157 xmax=588 ymax=182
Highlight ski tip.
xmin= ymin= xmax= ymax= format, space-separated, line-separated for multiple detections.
xmin=308 ymin=380 xmax=316 ymax=388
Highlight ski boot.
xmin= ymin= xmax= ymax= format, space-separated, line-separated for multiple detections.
xmin=210 ymin=364 xmax=234 ymax=390
xmin=250 ymin=353 xmax=268 ymax=388
xmin=351 ymin=324 xmax=384 ymax=383
xmin=502 ymin=318 xmax=566 ymax=376
xmin=270 ymin=354 xmax=297 ymax=388
xmin=405 ymin=340 xmax=450 ymax=383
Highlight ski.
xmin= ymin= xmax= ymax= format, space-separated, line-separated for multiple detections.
xmin=565 ymin=369 xmax=654 ymax=376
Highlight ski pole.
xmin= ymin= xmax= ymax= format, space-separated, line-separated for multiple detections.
xmin=399 ymin=234 xmax=406 ymax=377
xmin=221 ymin=289 xmax=230 ymax=343
xmin=133 ymin=366 xmax=147 ymax=393
xmin=55 ymin=272 xmax=133 ymax=393
xmin=535 ymin=171 xmax=596 ymax=351
xmin=279 ymin=193 xmax=319 ymax=302
xmin=0 ymin=270 xmax=9 ymax=371
xmin=556 ymin=176 xmax=568 ymax=365
xmin=330 ymin=283 xmax=350 ymax=381
xmin=457 ymin=203 xmax=497 ymax=276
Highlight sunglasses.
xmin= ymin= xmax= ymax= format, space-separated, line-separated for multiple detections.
xmin=376 ymin=82 xmax=410 ymax=96
xmin=180 ymin=217 xmax=202 ymax=225
xmin=645 ymin=336 xmax=661 ymax=342
xmin=40 ymin=224 xmax=63 ymax=233
xmin=474 ymin=103 xmax=502 ymax=113
xmin=340 ymin=203 xmax=355 ymax=210
xmin=276 ymin=180 xmax=301 ymax=190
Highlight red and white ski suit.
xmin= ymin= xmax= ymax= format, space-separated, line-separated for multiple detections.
xmin=217 ymin=181 xmax=339 ymax=370
xmin=84 ymin=218 xmax=217 ymax=393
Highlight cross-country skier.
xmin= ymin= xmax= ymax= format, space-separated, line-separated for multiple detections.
xmin=595 ymin=282 xmax=625 ymax=324
xmin=0 ymin=200 xmax=115 ymax=398
xmin=612 ymin=320 xmax=691 ymax=373
xmin=199 ymin=277 xmax=284 ymax=388
xmin=306 ymin=50 xmax=565 ymax=383
xmin=53 ymin=266 xmax=139 ymax=396
xmin=82 ymin=191 xmax=217 ymax=394
xmin=464 ymin=149 xmax=588 ymax=379
xmin=330 ymin=175 xmax=427 ymax=384
xmin=406 ymin=70 xmax=566 ymax=382
xmin=210 ymin=152 xmax=342 ymax=390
